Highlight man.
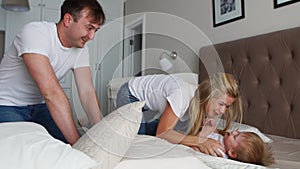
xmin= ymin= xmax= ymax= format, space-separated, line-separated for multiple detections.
xmin=0 ymin=0 xmax=105 ymax=145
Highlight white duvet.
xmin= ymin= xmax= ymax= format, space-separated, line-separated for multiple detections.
xmin=115 ymin=135 xmax=278 ymax=169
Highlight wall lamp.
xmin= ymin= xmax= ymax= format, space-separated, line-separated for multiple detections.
xmin=1 ymin=0 xmax=30 ymax=12
xmin=159 ymin=51 xmax=178 ymax=71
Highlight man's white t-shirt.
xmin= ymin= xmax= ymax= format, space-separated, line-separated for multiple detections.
xmin=0 ymin=21 xmax=90 ymax=106
xmin=128 ymin=74 xmax=197 ymax=123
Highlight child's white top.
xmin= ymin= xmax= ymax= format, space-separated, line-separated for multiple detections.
xmin=207 ymin=133 xmax=229 ymax=159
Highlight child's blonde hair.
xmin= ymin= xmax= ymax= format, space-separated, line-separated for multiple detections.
xmin=187 ymin=72 xmax=243 ymax=135
xmin=235 ymin=132 xmax=274 ymax=166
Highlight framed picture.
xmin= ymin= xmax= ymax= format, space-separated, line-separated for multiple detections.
xmin=213 ymin=0 xmax=245 ymax=27
xmin=274 ymin=0 xmax=300 ymax=8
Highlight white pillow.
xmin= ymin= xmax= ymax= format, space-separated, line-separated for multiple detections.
xmin=0 ymin=122 xmax=98 ymax=169
xmin=215 ymin=118 xmax=273 ymax=143
xmin=73 ymin=101 xmax=144 ymax=169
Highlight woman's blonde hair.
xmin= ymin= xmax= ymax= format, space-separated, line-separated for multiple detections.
xmin=235 ymin=132 xmax=274 ymax=166
xmin=187 ymin=72 xmax=243 ymax=135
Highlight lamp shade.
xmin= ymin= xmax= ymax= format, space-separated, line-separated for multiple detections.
xmin=159 ymin=57 xmax=173 ymax=71
xmin=1 ymin=0 xmax=30 ymax=12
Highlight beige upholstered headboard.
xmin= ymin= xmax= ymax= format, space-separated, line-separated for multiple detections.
xmin=199 ymin=27 xmax=300 ymax=139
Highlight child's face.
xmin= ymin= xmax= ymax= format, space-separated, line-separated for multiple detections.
xmin=206 ymin=94 xmax=235 ymax=118
xmin=223 ymin=130 xmax=244 ymax=152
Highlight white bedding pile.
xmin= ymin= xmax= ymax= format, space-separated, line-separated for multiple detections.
xmin=73 ymin=101 xmax=144 ymax=169
xmin=0 ymin=93 xmax=285 ymax=169
xmin=0 ymin=101 xmax=145 ymax=169
xmin=0 ymin=122 xmax=98 ymax=169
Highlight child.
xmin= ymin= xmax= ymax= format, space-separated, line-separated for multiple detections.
xmin=197 ymin=119 xmax=274 ymax=166
xmin=208 ymin=130 xmax=274 ymax=166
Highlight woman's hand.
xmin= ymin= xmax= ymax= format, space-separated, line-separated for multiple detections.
xmin=197 ymin=138 xmax=225 ymax=157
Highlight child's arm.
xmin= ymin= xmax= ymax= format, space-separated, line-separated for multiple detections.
xmin=198 ymin=118 xmax=217 ymax=137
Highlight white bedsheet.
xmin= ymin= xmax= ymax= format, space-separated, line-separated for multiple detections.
xmin=115 ymin=135 xmax=278 ymax=169
xmin=267 ymin=134 xmax=300 ymax=169
xmin=114 ymin=156 xmax=210 ymax=169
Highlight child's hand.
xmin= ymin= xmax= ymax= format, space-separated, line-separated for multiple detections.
xmin=198 ymin=118 xmax=216 ymax=138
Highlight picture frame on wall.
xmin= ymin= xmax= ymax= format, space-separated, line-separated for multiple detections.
xmin=274 ymin=0 xmax=300 ymax=8
xmin=213 ymin=0 xmax=245 ymax=27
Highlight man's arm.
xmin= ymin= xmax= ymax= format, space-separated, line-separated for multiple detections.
xmin=73 ymin=67 xmax=101 ymax=126
xmin=23 ymin=53 xmax=80 ymax=145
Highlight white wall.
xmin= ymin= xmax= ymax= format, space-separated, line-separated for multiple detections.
xmin=125 ymin=0 xmax=300 ymax=74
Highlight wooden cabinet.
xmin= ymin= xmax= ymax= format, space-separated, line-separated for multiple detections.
xmin=4 ymin=0 xmax=71 ymax=99
xmin=2 ymin=0 xmax=81 ymax=128
xmin=91 ymin=19 xmax=124 ymax=116
xmin=72 ymin=0 xmax=125 ymax=126
xmin=4 ymin=0 xmax=64 ymax=51
xmin=88 ymin=0 xmax=124 ymax=115
xmin=0 ymin=8 xmax=5 ymax=31
xmin=87 ymin=0 xmax=124 ymax=116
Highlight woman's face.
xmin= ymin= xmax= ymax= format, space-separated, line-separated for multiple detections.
xmin=206 ymin=94 xmax=235 ymax=118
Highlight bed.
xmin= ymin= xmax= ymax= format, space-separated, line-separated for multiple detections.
xmin=1 ymin=27 xmax=300 ymax=169
xmin=112 ymin=26 xmax=300 ymax=169
xmin=198 ymin=26 xmax=300 ymax=169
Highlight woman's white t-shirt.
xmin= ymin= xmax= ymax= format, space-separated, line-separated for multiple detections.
xmin=128 ymin=74 xmax=197 ymax=122
xmin=0 ymin=21 xmax=89 ymax=106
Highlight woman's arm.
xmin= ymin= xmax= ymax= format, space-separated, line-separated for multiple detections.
xmin=156 ymin=102 xmax=224 ymax=156
xmin=156 ymin=102 xmax=179 ymax=135
xmin=159 ymin=129 xmax=224 ymax=156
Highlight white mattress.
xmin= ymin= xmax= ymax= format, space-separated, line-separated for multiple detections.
xmin=267 ymin=134 xmax=300 ymax=169
xmin=115 ymin=135 xmax=278 ymax=169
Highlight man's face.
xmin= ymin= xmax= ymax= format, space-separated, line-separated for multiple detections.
xmin=67 ymin=9 xmax=101 ymax=48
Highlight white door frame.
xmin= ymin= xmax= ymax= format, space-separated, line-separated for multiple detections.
xmin=123 ymin=14 xmax=146 ymax=76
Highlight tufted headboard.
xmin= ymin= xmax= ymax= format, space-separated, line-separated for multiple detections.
xmin=199 ymin=27 xmax=300 ymax=139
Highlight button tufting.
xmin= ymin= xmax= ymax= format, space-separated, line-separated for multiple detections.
xmin=268 ymin=55 xmax=272 ymax=61
xmin=245 ymin=57 xmax=249 ymax=63
xmin=256 ymin=78 xmax=260 ymax=85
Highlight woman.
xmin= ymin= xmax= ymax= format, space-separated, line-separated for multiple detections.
xmin=116 ymin=72 xmax=243 ymax=156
